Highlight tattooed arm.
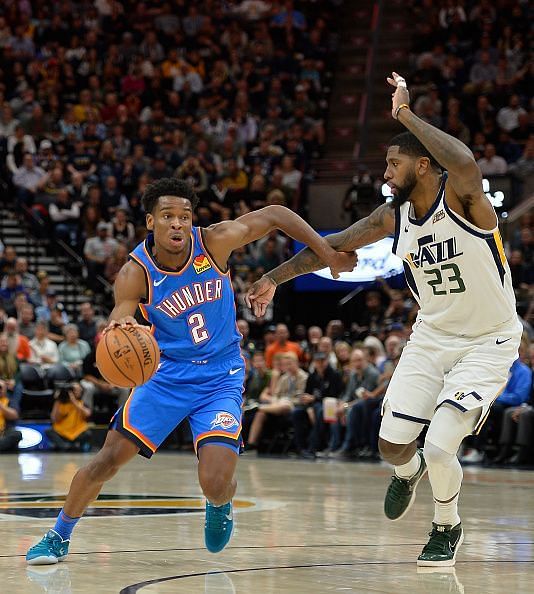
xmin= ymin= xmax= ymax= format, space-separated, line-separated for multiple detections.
xmin=388 ymin=72 xmax=495 ymax=230
xmin=245 ymin=204 xmax=395 ymax=316
xmin=266 ymin=203 xmax=395 ymax=285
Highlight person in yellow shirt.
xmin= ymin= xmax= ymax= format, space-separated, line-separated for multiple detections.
xmin=0 ymin=332 xmax=23 ymax=452
xmin=0 ymin=380 xmax=22 ymax=452
xmin=46 ymin=383 xmax=92 ymax=452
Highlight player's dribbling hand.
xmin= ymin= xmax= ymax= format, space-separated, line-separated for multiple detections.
xmin=103 ymin=316 xmax=141 ymax=334
xmin=245 ymin=275 xmax=277 ymax=318
xmin=326 ymin=251 xmax=358 ymax=279
xmin=386 ymin=71 xmax=410 ymax=119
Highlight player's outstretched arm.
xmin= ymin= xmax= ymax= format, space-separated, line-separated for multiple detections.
xmin=104 ymin=261 xmax=146 ymax=331
xmin=204 ymin=205 xmax=357 ymax=279
xmin=245 ymin=204 xmax=395 ymax=317
xmin=387 ymin=71 xmax=495 ymax=228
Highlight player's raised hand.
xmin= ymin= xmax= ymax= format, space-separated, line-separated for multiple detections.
xmin=245 ymin=276 xmax=277 ymax=318
xmin=326 ymin=251 xmax=358 ymax=279
xmin=386 ymin=71 xmax=410 ymax=120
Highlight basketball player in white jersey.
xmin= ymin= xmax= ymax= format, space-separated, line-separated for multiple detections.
xmin=245 ymin=72 xmax=522 ymax=566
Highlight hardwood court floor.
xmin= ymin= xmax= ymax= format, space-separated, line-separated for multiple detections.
xmin=1 ymin=452 xmax=533 ymax=593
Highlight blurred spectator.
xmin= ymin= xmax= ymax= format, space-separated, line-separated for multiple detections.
xmin=28 ymin=320 xmax=60 ymax=370
xmin=58 ymin=324 xmax=91 ymax=379
xmin=18 ymin=304 xmax=35 ymax=339
xmin=497 ymin=95 xmax=527 ymax=133
xmin=265 ymin=323 xmax=303 ymax=368
xmin=104 ymin=244 xmax=129 ymax=284
xmin=0 ymin=334 xmax=22 ymax=452
xmin=76 ymin=302 xmax=98 ymax=346
xmin=36 ymin=290 xmax=69 ymax=324
xmin=49 ymin=188 xmax=80 ymax=247
xmin=83 ymin=221 xmax=119 ymax=290
xmin=331 ymin=349 xmax=380 ymax=456
xmin=14 ymin=257 xmax=39 ymax=297
xmin=5 ymin=317 xmax=30 ymax=361
xmin=477 ymin=143 xmax=508 ymax=175
xmin=247 ymin=352 xmax=308 ymax=451
xmin=46 ymin=383 xmax=91 ymax=452
xmin=292 ymin=351 xmax=343 ymax=458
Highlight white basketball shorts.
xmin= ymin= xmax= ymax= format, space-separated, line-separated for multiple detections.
xmin=379 ymin=316 xmax=523 ymax=445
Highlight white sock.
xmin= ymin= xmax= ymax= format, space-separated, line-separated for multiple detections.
xmin=424 ymin=441 xmax=462 ymax=527
xmin=395 ymin=452 xmax=420 ymax=479
xmin=434 ymin=492 xmax=461 ymax=526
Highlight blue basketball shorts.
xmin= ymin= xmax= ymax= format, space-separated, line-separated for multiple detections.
xmin=110 ymin=353 xmax=245 ymax=458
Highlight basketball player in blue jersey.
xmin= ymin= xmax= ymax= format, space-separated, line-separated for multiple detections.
xmin=246 ymin=72 xmax=523 ymax=566
xmin=26 ymin=178 xmax=356 ymax=565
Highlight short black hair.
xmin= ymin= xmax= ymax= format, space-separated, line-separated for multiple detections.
xmin=142 ymin=178 xmax=199 ymax=213
xmin=388 ymin=132 xmax=442 ymax=171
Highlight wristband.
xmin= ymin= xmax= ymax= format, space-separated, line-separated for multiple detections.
xmin=265 ymin=275 xmax=278 ymax=287
xmin=394 ymin=103 xmax=410 ymax=119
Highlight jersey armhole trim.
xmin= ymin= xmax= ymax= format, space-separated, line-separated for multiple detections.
xmin=128 ymin=254 xmax=151 ymax=305
xmin=442 ymin=193 xmax=497 ymax=238
xmin=392 ymin=202 xmax=401 ymax=254
xmin=199 ymin=227 xmax=230 ymax=276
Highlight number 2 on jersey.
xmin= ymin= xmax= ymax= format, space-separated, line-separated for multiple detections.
xmin=188 ymin=313 xmax=209 ymax=344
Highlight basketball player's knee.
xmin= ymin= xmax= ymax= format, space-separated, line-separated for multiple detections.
xmin=199 ymin=473 xmax=231 ymax=505
xmin=423 ymin=441 xmax=454 ymax=469
xmin=378 ymin=438 xmax=415 ymax=465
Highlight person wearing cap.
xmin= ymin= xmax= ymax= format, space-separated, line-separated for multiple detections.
xmin=291 ymin=350 xmax=344 ymax=458
xmin=35 ymin=290 xmax=69 ymax=324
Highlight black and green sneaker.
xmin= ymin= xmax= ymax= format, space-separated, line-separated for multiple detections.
xmin=417 ymin=522 xmax=464 ymax=567
xmin=384 ymin=448 xmax=427 ymax=521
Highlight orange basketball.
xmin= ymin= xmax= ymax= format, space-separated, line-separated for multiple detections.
xmin=96 ymin=325 xmax=160 ymax=388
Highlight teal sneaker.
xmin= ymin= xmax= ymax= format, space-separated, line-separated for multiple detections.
xmin=417 ymin=523 xmax=464 ymax=567
xmin=384 ymin=448 xmax=427 ymax=521
xmin=204 ymin=501 xmax=233 ymax=553
xmin=26 ymin=530 xmax=70 ymax=565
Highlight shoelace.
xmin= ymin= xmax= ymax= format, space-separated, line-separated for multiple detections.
xmin=421 ymin=528 xmax=453 ymax=555
xmin=387 ymin=475 xmax=411 ymax=503
xmin=206 ymin=505 xmax=230 ymax=530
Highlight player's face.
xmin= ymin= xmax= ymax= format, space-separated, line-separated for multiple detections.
xmin=147 ymin=196 xmax=193 ymax=255
xmin=384 ymin=146 xmax=417 ymax=205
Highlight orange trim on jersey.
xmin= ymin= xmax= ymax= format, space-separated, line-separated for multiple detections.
xmin=138 ymin=303 xmax=149 ymax=322
xmin=198 ymin=228 xmax=230 ymax=277
xmin=142 ymin=234 xmax=194 ymax=276
xmin=194 ymin=425 xmax=242 ymax=448
xmin=122 ymin=391 xmax=158 ymax=452
xmin=130 ymin=253 xmax=153 ymax=305
xmin=493 ymin=231 xmax=506 ymax=265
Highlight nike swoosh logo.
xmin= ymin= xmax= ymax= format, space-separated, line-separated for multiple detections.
xmin=404 ymin=226 xmax=409 ymax=232
xmin=496 ymin=337 xmax=512 ymax=345
xmin=229 ymin=368 xmax=242 ymax=375
xmin=154 ymin=275 xmax=168 ymax=287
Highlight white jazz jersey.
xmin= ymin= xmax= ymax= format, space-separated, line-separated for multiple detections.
xmin=392 ymin=172 xmax=516 ymax=337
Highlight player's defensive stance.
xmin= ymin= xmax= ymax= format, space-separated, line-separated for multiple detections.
xmin=246 ymin=73 xmax=522 ymax=566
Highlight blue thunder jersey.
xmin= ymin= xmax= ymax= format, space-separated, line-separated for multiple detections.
xmin=392 ymin=171 xmax=517 ymax=337
xmin=129 ymin=228 xmax=241 ymax=362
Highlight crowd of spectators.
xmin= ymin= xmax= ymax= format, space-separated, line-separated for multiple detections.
xmin=407 ymin=0 xmax=533 ymax=199
xmin=239 ymin=307 xmax=533 ymax=464
xmin=0 ymin=0 xmax=338 ymax=293
xmin=0 ymin=243 xmax=132 ymax=452
xmin=0 ymin=1 xmax=532 ymax=464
